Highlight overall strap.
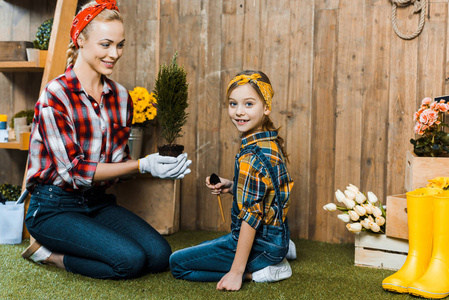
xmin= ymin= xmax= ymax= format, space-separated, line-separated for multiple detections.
xmin=239 ymin=144 xmax=284 ymax=226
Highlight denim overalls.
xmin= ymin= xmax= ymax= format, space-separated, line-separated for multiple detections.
xmin=231 ymin=144 xmax=290 ymax=271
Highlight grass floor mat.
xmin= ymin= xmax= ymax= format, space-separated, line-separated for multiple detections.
xmin=1 ymin=230 xmax=414 ymax=299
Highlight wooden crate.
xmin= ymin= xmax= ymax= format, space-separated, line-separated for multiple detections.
xmin=355 ymin=232 xmax=408 ymax=270
xmin=0 ymin=41 xmax=33 ymax=61
xmin=109 ymin=176 xmax=180 ymax=235
xmin=405 ymin=151 xmax=449 ymax=192
xmin=386 ymin=194 xmax=408 ymax=240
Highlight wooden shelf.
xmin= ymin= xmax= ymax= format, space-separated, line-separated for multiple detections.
xmin=0 ymin=61 xmax=44 ymax=72
xmin=0 ymin=132 xmax=30 ymax=150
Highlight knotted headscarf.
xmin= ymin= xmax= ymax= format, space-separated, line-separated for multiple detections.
xmin=70 ymin=0 xmax=119 ymax=48
xmin=227 ymin=73 xmax=274 ymax=110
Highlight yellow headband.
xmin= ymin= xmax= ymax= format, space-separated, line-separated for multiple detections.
xmin=227 ymin=73 xmax=273 ymax=110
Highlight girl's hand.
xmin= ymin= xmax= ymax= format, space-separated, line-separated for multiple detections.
xmin=216 ymin=271 xmax=243 ymax=291
xmin=205 ymin=176 xmax=233 ymax=194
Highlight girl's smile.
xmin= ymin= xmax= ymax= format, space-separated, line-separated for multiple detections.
xmin=228 ymin=83 xmax=270 ymax=134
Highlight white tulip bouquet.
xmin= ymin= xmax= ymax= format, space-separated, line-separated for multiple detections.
xmin=323 ymin=184 xmax=386 ymax=234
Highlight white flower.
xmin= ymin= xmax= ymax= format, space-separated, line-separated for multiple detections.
xmin=362 ymin=204 xmax=373 ymax=215
xmin=346 ymin=223 xmax=362 ymax=233
xmin=368 ymin=215 xmax=374 ymax=222
xmin=344 ymin=189 xmax=356 ymax=200
xmin=355 ymin=193 xmax=367 ymax=204
xmin=360 ymin=218 xmax=370 ymax=229
xmin=323 ymin=203 xmax=337 ymax=212
xmin=376 ymin=216 xmax=386 ymax=226
xmin=343 ymin=198 xmax=356 ymax=209
xmin=348 ymin=210 xmax=360 ymax=221
xmin=337 ymin=214 xmax=351 ymax=223
xmin=349 ymin=183 xmax=359 ymax=190
xmin=335 ymin=189 xmax=346 ymax=203
xmin=369 ymin=221 xmax=380 ymax=232
xmin=346 ymin=184 xmax=359 ymax=194
xmin=354 ymin=205 xmax=367 ymax=216
xmin=372 ymin=206 xmax=382 ymax=218
xmin=367 ymin=191 xmax=378 ymax=204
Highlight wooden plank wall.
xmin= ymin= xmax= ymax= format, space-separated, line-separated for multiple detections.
xmin=2 ymin=0 xmax=449 ymax=243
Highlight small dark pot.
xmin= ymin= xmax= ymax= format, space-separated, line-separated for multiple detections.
xmin=157 ymin=144 xmax=184 ymax=157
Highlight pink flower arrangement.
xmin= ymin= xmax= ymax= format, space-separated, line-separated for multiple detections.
xmin=411 ymin=97 xmax=449 ymax=157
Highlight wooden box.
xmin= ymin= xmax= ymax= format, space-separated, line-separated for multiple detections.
xmin=355 ymin=232 xmax=408 ymax=270
xmin=0 ymin=41 xmax=33 ymax=61
xmin=405 ymin=150 xmax=449 ymax=192
xmin=386 ymin=194 xmax=408 ymax=240
xmin=109 ymin=176 xmax=180 ymax=235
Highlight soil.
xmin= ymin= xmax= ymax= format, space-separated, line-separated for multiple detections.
xmin=157 ymin=144 xmax=184 ymax=157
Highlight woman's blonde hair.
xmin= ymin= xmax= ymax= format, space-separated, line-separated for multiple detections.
xmin=66 ymin=1 xmax=123 ymax=68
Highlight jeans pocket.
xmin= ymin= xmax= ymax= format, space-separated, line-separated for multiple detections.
xmin=246 ymin=251 xmax=283 ymax=273
xmin=25 ymin=202 xmax=40 ymax=229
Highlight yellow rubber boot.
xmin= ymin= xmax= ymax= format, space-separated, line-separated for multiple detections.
xmin=382 ymin=188 xmax=440 ymax=293
xmin=408 ymin=191 xmax=449 ymax=299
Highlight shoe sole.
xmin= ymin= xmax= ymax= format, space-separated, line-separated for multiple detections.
xmin=21 ymin=241 xmax=42 ymax=259
xmin=409 ymin=287 xmax=449 ymax=299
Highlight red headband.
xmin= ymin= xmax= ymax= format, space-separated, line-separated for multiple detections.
xmin=70 ymin=0 xmax=119 ymax=48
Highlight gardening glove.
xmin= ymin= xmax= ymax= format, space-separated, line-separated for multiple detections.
xmin=138 ymin=152 xmax=192 ymax=179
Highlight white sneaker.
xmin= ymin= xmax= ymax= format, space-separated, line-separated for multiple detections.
xmin=252 ymin=258 xmax=292 ymax=283
xmin=285 ymin=239 xmax=297 ymax=260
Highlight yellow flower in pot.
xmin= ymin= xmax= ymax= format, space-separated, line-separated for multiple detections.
xmin=128 ymin=87 xmax=157 ymax=160
xmin=129 ymin=87 xmax=157 ymax=127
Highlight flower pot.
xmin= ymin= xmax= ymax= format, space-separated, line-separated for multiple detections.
xmin=0 ymin=202 xmax=24 ymax=244
xmin=128 ymin=127 xmax=144 ymax=160
xmin=26 ymin=48 xmax=47 ymax=68
xmin=404 ymin=151 xmax=449 ymax=191
xmin=157 ymin=144 xmax=184 ymax=157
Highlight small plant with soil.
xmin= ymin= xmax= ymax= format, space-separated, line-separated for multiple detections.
xmin=153 ymin=52 xmax=189 ymax=157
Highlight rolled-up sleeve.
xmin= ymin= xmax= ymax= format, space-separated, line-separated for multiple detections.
xmin=38 ymin=94 xmax=97 ymax=189
xmin=236 ymin=155 xmax=270 ymax=230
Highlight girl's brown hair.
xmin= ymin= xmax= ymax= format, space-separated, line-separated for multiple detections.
xmin=227 ymin=70 xmax=289 ymax=162
xmin=66 ymin=1 xmax=123 ymax=68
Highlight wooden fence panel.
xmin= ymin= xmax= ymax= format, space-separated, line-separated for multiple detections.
xmin=360 ymin=1 xmax=391 ymax=211
xmin=332 ymin=1 xmax=365 ymax=243
xmin=387 ymin=4 xmax=418 ymax=196
xmin=309 ymin=8 xmax=338 ymax=242
xmin=286 ymin=0 xmax=314 ymax=239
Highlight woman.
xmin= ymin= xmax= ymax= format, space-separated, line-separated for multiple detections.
xmin=21 ymin=0 xmax=191 ymax=279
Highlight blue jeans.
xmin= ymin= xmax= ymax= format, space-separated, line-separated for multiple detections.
xmin=169 ymin=221 xmax=289 ymax=282
xmin=25 ymin=184 xmax=172 ymax=279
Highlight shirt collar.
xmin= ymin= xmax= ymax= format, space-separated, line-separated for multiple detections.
xmin=65 ymin=64 xmax=115 ymax=96
xmin=241 ymin=131 xmax=278 ymax=149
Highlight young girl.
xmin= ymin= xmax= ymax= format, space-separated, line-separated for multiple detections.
xmin=21 ymin=0 xmax=191 ymax=279
xmin=169 ymin=70 xmax=294 ymax=291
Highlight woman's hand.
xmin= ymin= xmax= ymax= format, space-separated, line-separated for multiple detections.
xmin=205 ymin=176 xmax=233 ymax=194
xmin=139 ymin=153 xmax=191 ymax=179
xmin=216 ymin=270 xmax=243 ymax=291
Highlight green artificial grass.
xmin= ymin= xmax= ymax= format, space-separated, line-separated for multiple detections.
xmin=0 ymin=231 xmax=415 ymax=299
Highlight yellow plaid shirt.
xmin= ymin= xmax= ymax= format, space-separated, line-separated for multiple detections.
xmin=232 ymin=131 xmax=294 ymax=230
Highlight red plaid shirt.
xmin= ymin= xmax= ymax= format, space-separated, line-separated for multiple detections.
xmin=26 ymin=65 xmax=133 ymax=192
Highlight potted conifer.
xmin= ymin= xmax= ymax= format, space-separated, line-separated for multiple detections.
xmin=153 ymin=52 xmax=189 ymax=157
